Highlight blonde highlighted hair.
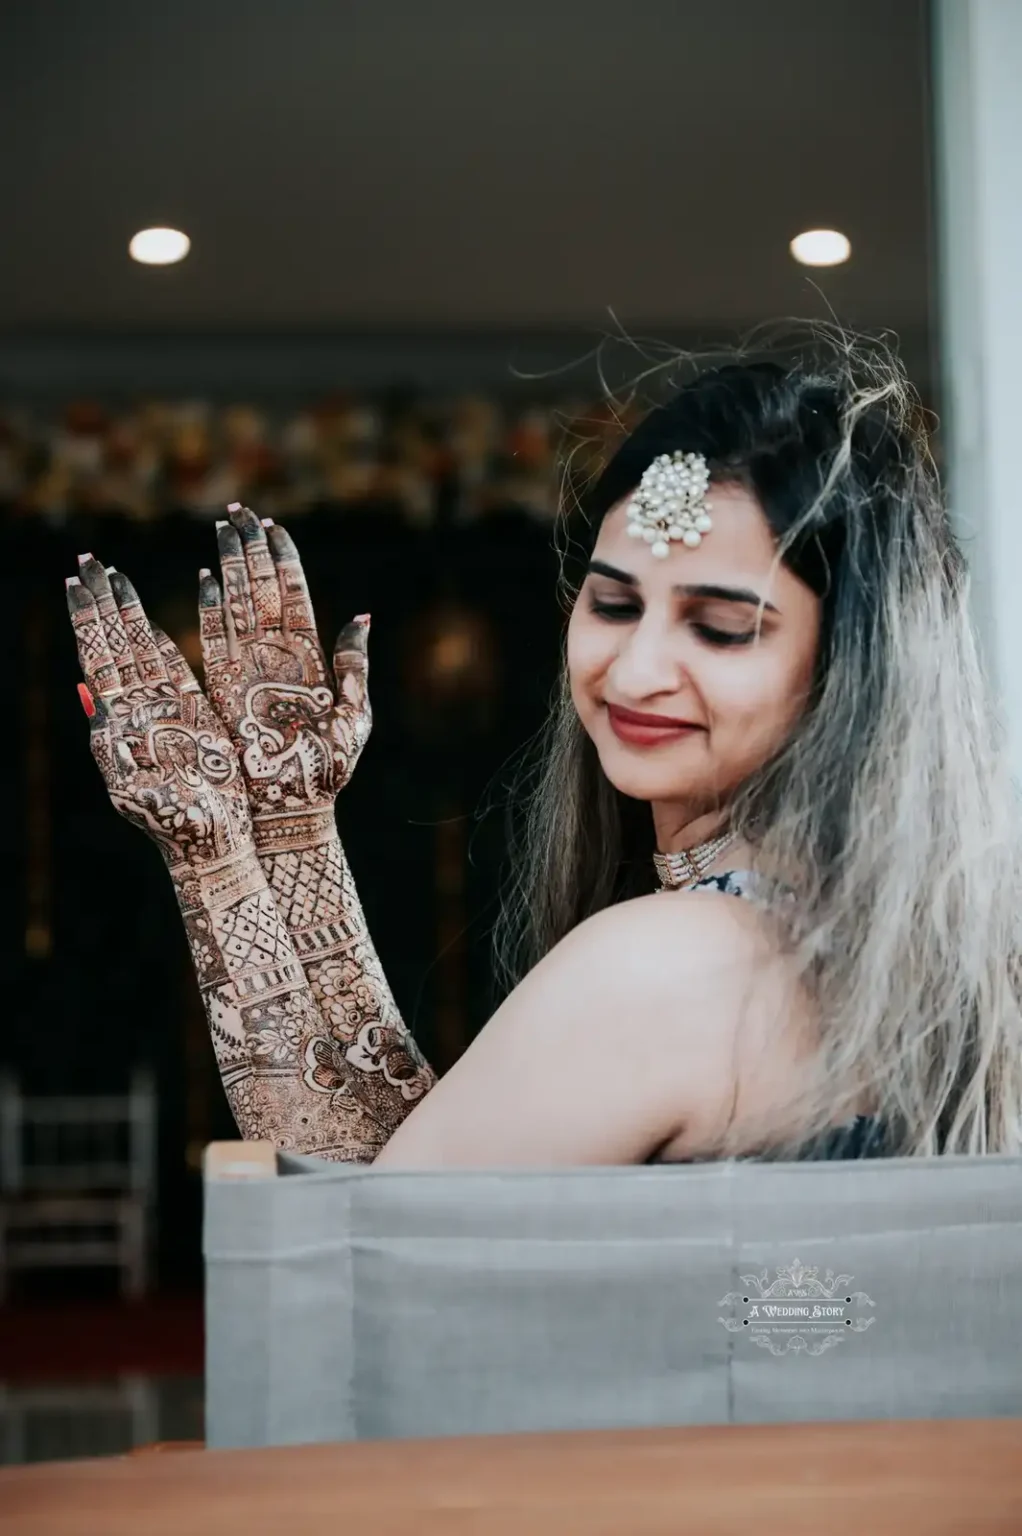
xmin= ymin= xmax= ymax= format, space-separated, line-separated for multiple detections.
xmin=492 ymin=325 xmax=1022 ymax=1158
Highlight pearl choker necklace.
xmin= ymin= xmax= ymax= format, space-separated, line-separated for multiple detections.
xmin=653 ymin=830 xmax=737 ymax=891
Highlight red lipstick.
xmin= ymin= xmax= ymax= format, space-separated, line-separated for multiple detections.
xmin=606 ymin=704 xmax=703 ymax=747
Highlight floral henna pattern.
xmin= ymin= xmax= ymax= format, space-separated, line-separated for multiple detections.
xmin=199 ymin=506 xmax=438 ymax=1133
xmin=257 ymin=823 xmax=437 ymax=1132
xmin=67 ymin=555 xmax=389 ymax=1162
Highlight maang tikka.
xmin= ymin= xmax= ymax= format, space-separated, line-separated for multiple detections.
xmin=626 ymin=450 xmax=713 ymax=558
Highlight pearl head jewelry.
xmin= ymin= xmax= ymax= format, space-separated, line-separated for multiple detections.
xmin=626 ymin=450 xmax=713 ymax=558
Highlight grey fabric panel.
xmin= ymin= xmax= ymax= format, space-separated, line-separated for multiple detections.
xmin=204 ymin=1156 xmax=1022 ymax=1449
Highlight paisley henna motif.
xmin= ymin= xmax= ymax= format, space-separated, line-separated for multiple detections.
xmin=200 ymin=506 xmax=438 ymax=1133
xmin=67 ymin=556 xmax=389 ymax=1162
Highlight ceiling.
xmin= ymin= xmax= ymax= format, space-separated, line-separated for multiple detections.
xmin=0 ymin=0 xmax=934 ymax=350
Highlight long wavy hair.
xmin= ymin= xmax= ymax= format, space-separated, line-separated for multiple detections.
xmin=491 ymin=330 xmax=1022 ymax=1158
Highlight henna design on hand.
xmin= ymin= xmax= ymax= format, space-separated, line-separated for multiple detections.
xmin=200 ymin=508 xmax=371 ymax=818
xmin=200 ymin=507 xmax=438 ymax=1131
xmin=66 ymin=556 xmax=389 ymax=1161
xmin=70 ymin=561 xmax=252 ymax=868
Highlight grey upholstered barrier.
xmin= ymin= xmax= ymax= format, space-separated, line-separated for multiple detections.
xmin=203 ymin=1147 xmax=1022 ymax=1450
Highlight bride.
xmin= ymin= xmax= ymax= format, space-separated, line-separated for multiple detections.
xmin=64 ymin=346 xmax=1022 ymax=1166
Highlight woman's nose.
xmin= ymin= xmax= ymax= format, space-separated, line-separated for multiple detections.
xmin=607 ymin=616 xmax=685 ymax=699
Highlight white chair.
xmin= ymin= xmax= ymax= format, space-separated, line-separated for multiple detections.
xmin=0 ymin=1071 xmax=156 ymax=1302
xmin=0 ymin=1377 xmax=160 ymax=1464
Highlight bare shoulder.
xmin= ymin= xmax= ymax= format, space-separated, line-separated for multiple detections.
xmin=372 ymin=886 xmax=810 ymax=1169
xmin=577 ymin=887 xmax=812 ymax=1058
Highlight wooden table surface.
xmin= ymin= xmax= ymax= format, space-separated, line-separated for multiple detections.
xmin=3 ymin=1418 xmax=1022 ymax=1535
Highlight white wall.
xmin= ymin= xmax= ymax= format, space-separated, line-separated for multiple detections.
xmin=933 ymin=0 xmax=1022 ymax=784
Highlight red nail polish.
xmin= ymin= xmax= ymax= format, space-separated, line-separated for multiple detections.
xmin=77 ymin=683 xmax=96 ymax=718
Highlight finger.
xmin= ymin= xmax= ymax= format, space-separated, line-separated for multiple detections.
xmin=198 ymin=568 xmax=232 ymax=676
xmin=77 ymin=555 xmax=141 ymax=690
xmin=217 ymin=520 xmax=257 ymax=640
xmin=107 ymin=570 xmax=169 ymax=684
xmin=227 ymin=502 xmax=282 ymax=632
xmin=151 ymin=624 xmax=202 ymax=694
xmin=88 ymin=691 xmax=137 ymax=786
xmin=66 ymin=577 xmax=121 ymax=698
xmin=332 ymin=615 xmax=371 ymax=711
xmin=266 ymin=522 xmax=329 ymax=685
xmin=266 ymin=523 xmax=317 ymax=636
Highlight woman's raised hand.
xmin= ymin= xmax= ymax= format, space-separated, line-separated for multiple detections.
xmin=67 ymin=557 xmax=253 ymax=868
xmin=199 ymin=504 xmax=371 ymax=821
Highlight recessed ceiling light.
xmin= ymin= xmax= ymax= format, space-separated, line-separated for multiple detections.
xmin=789 ymin=229 xmax=851 ymax=267
xmin=129 ymin=227 xmax=191 ymax=266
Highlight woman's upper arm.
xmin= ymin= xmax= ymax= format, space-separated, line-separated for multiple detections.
xmin=371 ymin=892 xmax=771 ymax=1169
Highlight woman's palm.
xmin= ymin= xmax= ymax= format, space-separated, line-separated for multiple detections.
xmin=68 ymin=560 xmax=252 ymax=867
xmin=199 ymin=508 xmax=371 ymax=819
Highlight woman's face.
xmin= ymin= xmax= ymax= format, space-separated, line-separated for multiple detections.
xmin=567 ymin=481 xmax=821 ymax=833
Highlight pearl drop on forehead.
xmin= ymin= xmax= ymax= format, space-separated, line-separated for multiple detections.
xmin=625 ymin=450 xmax=713 ymax=558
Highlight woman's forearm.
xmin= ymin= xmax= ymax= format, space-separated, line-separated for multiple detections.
xmin=170 ymin=845 xmax=390 ymax=1161
xmin=251 ymin=809 xmax=438 ymax=1133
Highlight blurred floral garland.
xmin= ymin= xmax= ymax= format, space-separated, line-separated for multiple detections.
xmin=0 ymin=392 xmax=644 ymax=525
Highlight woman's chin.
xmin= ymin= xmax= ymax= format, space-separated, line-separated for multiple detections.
xmin=594 ymin=746 xmax=696 ymax=802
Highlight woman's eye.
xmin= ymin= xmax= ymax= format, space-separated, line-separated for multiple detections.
xmin=694 ymin=624 xmax=756 ymax=647
xmin=590 ymin=599 xmax=640 ymax=621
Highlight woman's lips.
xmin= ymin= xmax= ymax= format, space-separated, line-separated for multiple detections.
xmin=605 ymin=704 xmax=702 ymax=748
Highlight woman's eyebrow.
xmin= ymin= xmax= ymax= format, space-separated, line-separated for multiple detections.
xmin=677 ymin=582 xmax=779 ymax=614
xmin=587 ymin=559 xmax=639 ymax=585
xmin=586 ymin=561 xmax=778 ymax=614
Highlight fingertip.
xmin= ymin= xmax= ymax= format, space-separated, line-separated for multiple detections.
xmin=65 ymin=576 xmax=92 ymax=613
xmin=198 ymin=571 xmax=223 ymax=607
xmin=265 ymin=523 xmax=298 ymax=559
xmin=107 ymin=572 xmax=140 ymax=612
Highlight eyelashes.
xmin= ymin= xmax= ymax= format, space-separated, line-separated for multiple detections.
xmin=587 ymin=599 xmax=757 ymax=647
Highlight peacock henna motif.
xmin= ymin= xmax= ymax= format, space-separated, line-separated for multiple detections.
xmin=66 ymin=555 xmax=391 ymax=1162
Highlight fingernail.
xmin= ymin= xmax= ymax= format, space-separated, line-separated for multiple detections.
xmin=77 ymin=683 xmax=96 ymax=718
xmin=261 ymin=518 xmax=274 ymax=527
xmin=226 ymin=502 xmax=243 ymax=512
xmin=215 ymin=519 xmax=228 ymax=529
xmin=199 ymin=567 xmax=211 ymax=579
xmin=353 ymin=613 xmax=371 ymax=626
xmin=65 ymin=576 xmax=80 ymax=589
xmin=77 ymin=552 xmax=93 ymax=565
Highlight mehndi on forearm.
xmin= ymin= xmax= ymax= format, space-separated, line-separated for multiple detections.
xmin=172 ymin=847 xmax=390 ymax=1161
xmin=251 ymin=809 xmax=438 ymax=1134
